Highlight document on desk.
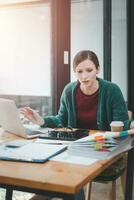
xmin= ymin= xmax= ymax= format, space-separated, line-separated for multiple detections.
xmin=35 ymin=138 xmax=73 ymax=145
xmin=0 ymin=143 xmax=67 ymax=163
xmin=50 ymin=151 xmax=99 ymax=166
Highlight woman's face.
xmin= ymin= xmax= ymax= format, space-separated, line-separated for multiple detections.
xmin=75 ymin=59 xmax=99 ymax=88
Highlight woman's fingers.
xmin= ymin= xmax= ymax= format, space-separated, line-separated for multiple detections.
xmin=19 ymin=107 xmax=44 ymax=126
xmin=20 ymin=107 xmax=35 ymax=117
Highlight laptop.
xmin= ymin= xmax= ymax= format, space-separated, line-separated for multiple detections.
xmin=0 ymin=98 xmax=43 ymax=139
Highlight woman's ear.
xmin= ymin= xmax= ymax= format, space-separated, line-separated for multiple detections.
xmin=96 ymin=66 xmax=100 ymax=74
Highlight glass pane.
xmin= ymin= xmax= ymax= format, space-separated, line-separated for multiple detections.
xmin=71 ymin=0 xmax=103 ymax=81
xmin=0 ymin=0 xmax=38 ymax=3
xmin=111 ymin=0 xmax=127 ymax=101
xmin=0 ymin=2 xmax=52 ymax=117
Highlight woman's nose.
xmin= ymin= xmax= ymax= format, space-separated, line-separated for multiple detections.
xmin=81 ymin=73 xmax=88 ymax=79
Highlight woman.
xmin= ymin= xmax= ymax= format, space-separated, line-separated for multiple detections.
xmin=21 ymin=50 xmax=131 ymax=130
xmin=21 ymin=50 xmax=133 ymax=200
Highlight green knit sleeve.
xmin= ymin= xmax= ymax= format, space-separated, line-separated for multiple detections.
xmin=41 ymin=86 xmax=69 ymax=128
xmin=110 ymin=83 xmax=130 ymax=130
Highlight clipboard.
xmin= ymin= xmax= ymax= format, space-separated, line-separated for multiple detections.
xmin=0 ymin=143 xmax=67 ymax=163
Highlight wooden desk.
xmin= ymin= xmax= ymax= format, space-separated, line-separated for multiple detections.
xmin=0 ymin=131 xmax=133 ymax=200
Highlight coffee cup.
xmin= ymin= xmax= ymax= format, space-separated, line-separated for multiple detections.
xmin=110 ymin=121 xmax=124 ymax=132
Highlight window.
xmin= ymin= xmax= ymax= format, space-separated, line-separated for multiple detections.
xmin=71 ymin=0 xmax=103 ymax=81
xmin=0 ymin=1 xmax=52 ymax=116
xmin=111 ymin=0 xmax=127 ymax=100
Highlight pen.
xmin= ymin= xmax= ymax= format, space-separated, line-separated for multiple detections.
xmin=42 ymin=143 xmax=63 ymax=145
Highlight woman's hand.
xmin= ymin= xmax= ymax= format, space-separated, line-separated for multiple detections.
xmin=20 ymin=107 xmax=44 ymax=126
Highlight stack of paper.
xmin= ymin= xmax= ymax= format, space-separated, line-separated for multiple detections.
xmin=67 ymin=133 xmax=133 ymax=159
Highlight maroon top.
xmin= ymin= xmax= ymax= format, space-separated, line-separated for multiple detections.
xmin=75 ymin=84 xmax=99 ymax=129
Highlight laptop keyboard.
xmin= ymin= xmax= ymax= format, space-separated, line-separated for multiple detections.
xmin=25 ymin=128 xmax=41 ymax=135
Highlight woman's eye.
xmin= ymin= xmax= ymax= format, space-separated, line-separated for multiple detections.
xmin=87 ymin=69 xmax=92 ymax=72
xmin=77 ymin=70 xmax=82 ymax=73
xmin=76 ymin=69 xmax=93 ymax=73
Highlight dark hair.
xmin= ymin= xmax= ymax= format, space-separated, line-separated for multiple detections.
xmin=73 ymin=50 xmax=100 ymax=71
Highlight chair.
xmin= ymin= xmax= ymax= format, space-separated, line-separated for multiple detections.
xmin=85 ymin=111 xmax=133 ymax=200
xmin=85 ymin=156 xmax=127 ymax=200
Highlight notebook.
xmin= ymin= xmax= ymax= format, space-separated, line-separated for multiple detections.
xmin=0 ymin=142 xmax=67 ymax=163
xmin=0 ymin=98 xmax=43 ymax=139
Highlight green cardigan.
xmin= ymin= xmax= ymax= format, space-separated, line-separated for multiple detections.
xmin=44 ymin=78 xmax=130 ymax=131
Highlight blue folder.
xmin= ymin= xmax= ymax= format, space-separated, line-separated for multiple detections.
xmin=0 ymin=143 xmax=67 ymax=163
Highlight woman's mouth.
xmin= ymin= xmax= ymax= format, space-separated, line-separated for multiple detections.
xmin=82 ymin=80 xmax=89 ymax=84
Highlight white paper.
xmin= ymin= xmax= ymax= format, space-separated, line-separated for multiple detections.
xmin=50 ymin=151 xmax=99 ymax=166
xmin=35 ymin=138 xmax=73 ymax=145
